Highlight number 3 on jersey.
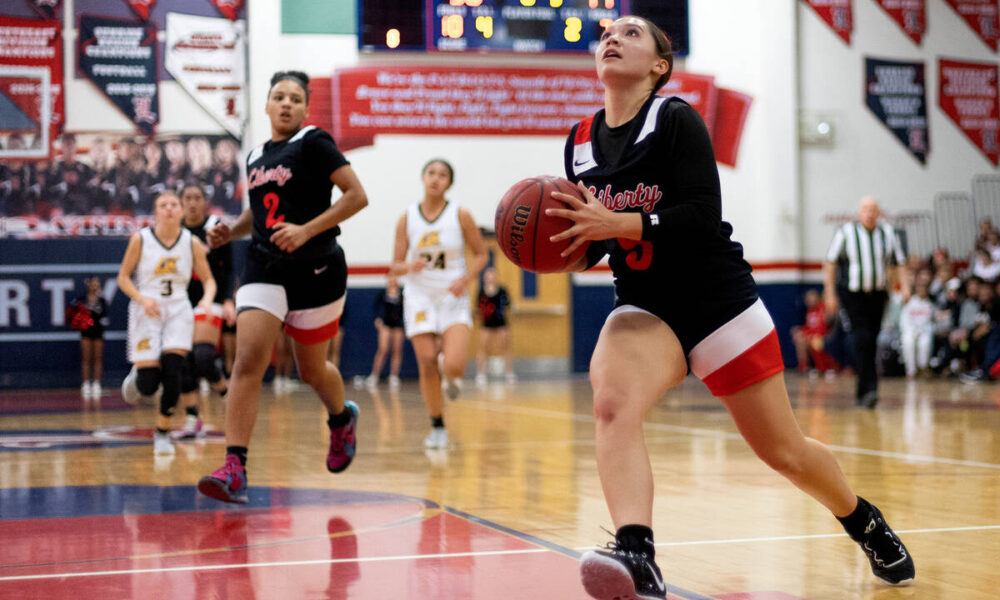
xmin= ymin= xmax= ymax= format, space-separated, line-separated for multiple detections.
xmin=264 ymin=192 xmax=285 ymax=228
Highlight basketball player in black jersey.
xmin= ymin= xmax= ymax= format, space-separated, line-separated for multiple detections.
xmin=197 ymin=71 xmax=369 ymax=504
xmin=545 ymin=17 xmax=915 ymax=600
xmin=176 ymin=183 xmax=233 ymax=439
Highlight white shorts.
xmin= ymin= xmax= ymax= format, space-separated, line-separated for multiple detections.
xmin=236 ymin=283 xmax=346 ymax=345
xmin=128 ymin=298 xmax=194 ymax=363
xmin=403 ymin=286 xmax=472 ymax=338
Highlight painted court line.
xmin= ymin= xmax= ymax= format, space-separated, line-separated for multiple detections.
xmin=468 ymin=401 xmax=1000 ymax=470
xmin=0 ymin=548 xmax=552 ymax=582
xmin=573 ymin=524 xmax=1000 ymax=551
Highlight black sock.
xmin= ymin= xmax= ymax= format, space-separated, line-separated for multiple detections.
xmin=328 ymin=407 xmax=353 ymax=428
xmin=837 ymin=496 xmax=872 ymax=539
xmin=186 ymin=406 xmax=199 ymax=417
xmin=156 ymin=427 xmax=169 ymax=435
xmin=616 ymin=524 xmax=655 ymax=558
xmin=431 ymin=416 xmax=445 ymax=429
xmin=218 ymin=387 xmax=228 ymax=397
xmin=226 ymin=446 xmax=248 ymax=467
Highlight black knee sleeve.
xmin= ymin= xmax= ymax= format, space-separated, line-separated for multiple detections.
xmin=180 ymin=352 xmax=198 ymax=394
xmin=193 ymin=342 xmax=222 ymax=383
xmin=159 ymin=353 xmax=185 ymax=417
xmin=137 ymin=367 xmax=161 ymax=397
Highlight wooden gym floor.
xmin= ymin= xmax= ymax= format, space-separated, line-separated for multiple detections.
xmin=0 ymin=372 xmax=997 ymax=599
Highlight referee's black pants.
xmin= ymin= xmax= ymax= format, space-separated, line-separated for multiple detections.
xmin=839 ymin=289 xmax=888 ymax=401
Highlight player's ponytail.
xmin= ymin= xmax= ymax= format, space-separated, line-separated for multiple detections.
xmin=634 ymin=17 xmax=674 ymax=92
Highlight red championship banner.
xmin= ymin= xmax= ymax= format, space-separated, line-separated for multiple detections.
xmin=660 ymin=73 xmax=717 ymax=137
xmin=125 ymin=0 xmax=155 ymax=20
xmin=713 ymin=88 xmax=754 ymax=168
xmin=943 ymin=0 xmax=1000 ymax=51
xmin=329 ymin=66 xmax=736 ymax=153
xmin=330 ymin=66 xmax=604 ymax=151
xmin=801 ymin=0 xmax=853 ymax=44
xmin=872 ymin=0 xmax=926 ymax=44
xmin=939 ymin=58 xmax=1000 ymax=165
xmin=0 ymin=15 xmax=64 ymax=159
xmin=210 ymin=0 xmax=243 ymax=21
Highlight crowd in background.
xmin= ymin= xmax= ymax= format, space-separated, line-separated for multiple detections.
xmin=0 ymin=132 xmax=243 ymax=219
xmin=796 ymin=217 xmax=1000 ymax=383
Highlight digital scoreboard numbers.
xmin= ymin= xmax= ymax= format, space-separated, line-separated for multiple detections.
xmin=432 ymin=0 xmax=624 ymax=53
xmin=358 ymin=0 xmax=687 ymax=56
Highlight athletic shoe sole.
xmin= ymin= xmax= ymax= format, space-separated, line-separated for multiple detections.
xmin=197 ymin=476 xmax=248 ymax=504
xmin=875 ymin=573 xmax=915 ymax=586
xmin=580 ymin=551 xmax=665 ymax=600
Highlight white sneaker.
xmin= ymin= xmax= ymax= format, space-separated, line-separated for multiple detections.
xmin=388 ymin=375 xmax=400 ymax=389
xmin=352 ymin=375 xmax=365 ymax=390
xmin=274 ymin=376 xmax=286 ymax=395
xmin=153 ymin=432 xmax=175 ymax=455
xmin=89 ymin=381 xmax=102 ymax=398
xmin=121 ymin=367 xmax=141 ymax=406
xmin=174 ymin=415 xmax=204 ymax=440
xmin=364 ymin=374 xmax=378 ymax=390
xmin=444 ymin=378 xmax=462 ymax=402
xmin=475 ymin=373 xmax=488 ymax=388
xmin=81 ymin=382 xmax=92 ymax=399
xmin=423 ymin=427 xmax=449 ymax=449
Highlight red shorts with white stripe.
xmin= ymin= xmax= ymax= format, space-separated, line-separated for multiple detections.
xmin=687 ymin=298 xmax=785 ymax=396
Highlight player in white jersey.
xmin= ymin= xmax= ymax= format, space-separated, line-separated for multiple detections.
xmin=117 ymin=191 xmax=217 ymax=456
xmin=391 ymin=159 xmax=487 ymax=449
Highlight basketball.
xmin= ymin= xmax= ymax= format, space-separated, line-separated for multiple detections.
xmin=494 ymin=176 xmax=591 ymax=273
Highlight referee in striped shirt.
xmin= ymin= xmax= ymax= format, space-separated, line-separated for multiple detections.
xmin=823 ymin=196 xmax=909 ymax=408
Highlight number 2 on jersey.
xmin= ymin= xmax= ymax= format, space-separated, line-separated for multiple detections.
xmin=264 ymin=192 xmax=285 ymax=228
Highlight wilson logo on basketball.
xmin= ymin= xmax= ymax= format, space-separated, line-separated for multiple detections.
xmin=154 ymin=258 xmax=179 ymax=275
xmin=248 ymin=165 xmax=293 ymax=189
xmin=507 ymin=205 xmax=532 ymax=264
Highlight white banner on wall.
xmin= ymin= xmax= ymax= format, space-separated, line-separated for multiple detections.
xmin=164 ymin=12 xmax=246 ymax=139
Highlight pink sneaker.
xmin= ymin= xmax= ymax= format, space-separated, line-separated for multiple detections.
xmin=327 ymin=401 xmax=358 ymax=473
xmin=197 ymin=454 xmax=248 ymax=504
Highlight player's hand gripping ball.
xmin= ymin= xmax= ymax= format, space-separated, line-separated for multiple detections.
xmin=495 ymin=176 xmax=591 ymax=273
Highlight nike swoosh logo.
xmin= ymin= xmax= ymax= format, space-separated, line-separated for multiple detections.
xmin=314 ymin=265 xmax=328 ymax=275
xmin=574 ymin=159 xmax=591 ymax=167
xmin=648 ymin=563 xmax=666 ymax=592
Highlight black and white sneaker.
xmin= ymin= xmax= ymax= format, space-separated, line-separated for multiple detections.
xmin=580 ymin=543 xmax=667 ymax=600
xmin=851 ymin=502 xmax=915 ymax=585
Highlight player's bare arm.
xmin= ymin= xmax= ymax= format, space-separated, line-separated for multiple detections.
xmin=547 ymin=181 xmax=642 ymax=257
xmin=117 ymin=232 xmax=159 ymax=318
xmin=270 ymin=164 xmax=368 ymax=253
xmin=449 ymin=208 xmax=488 ymax=296
xmin=192 ymin=238 xmax=217 ymax=313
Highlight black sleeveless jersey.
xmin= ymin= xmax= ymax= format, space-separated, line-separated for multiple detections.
xmin=246 ymin=126 xmax=350 ymax=260
xmin=564 ymin=96 xmax=757 ymax=339
xmin=185 ymin=214 xmax=233 ymax=305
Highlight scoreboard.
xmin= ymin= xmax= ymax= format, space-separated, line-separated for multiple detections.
xmin=359 ymin=0 xmax=688 ymax=55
